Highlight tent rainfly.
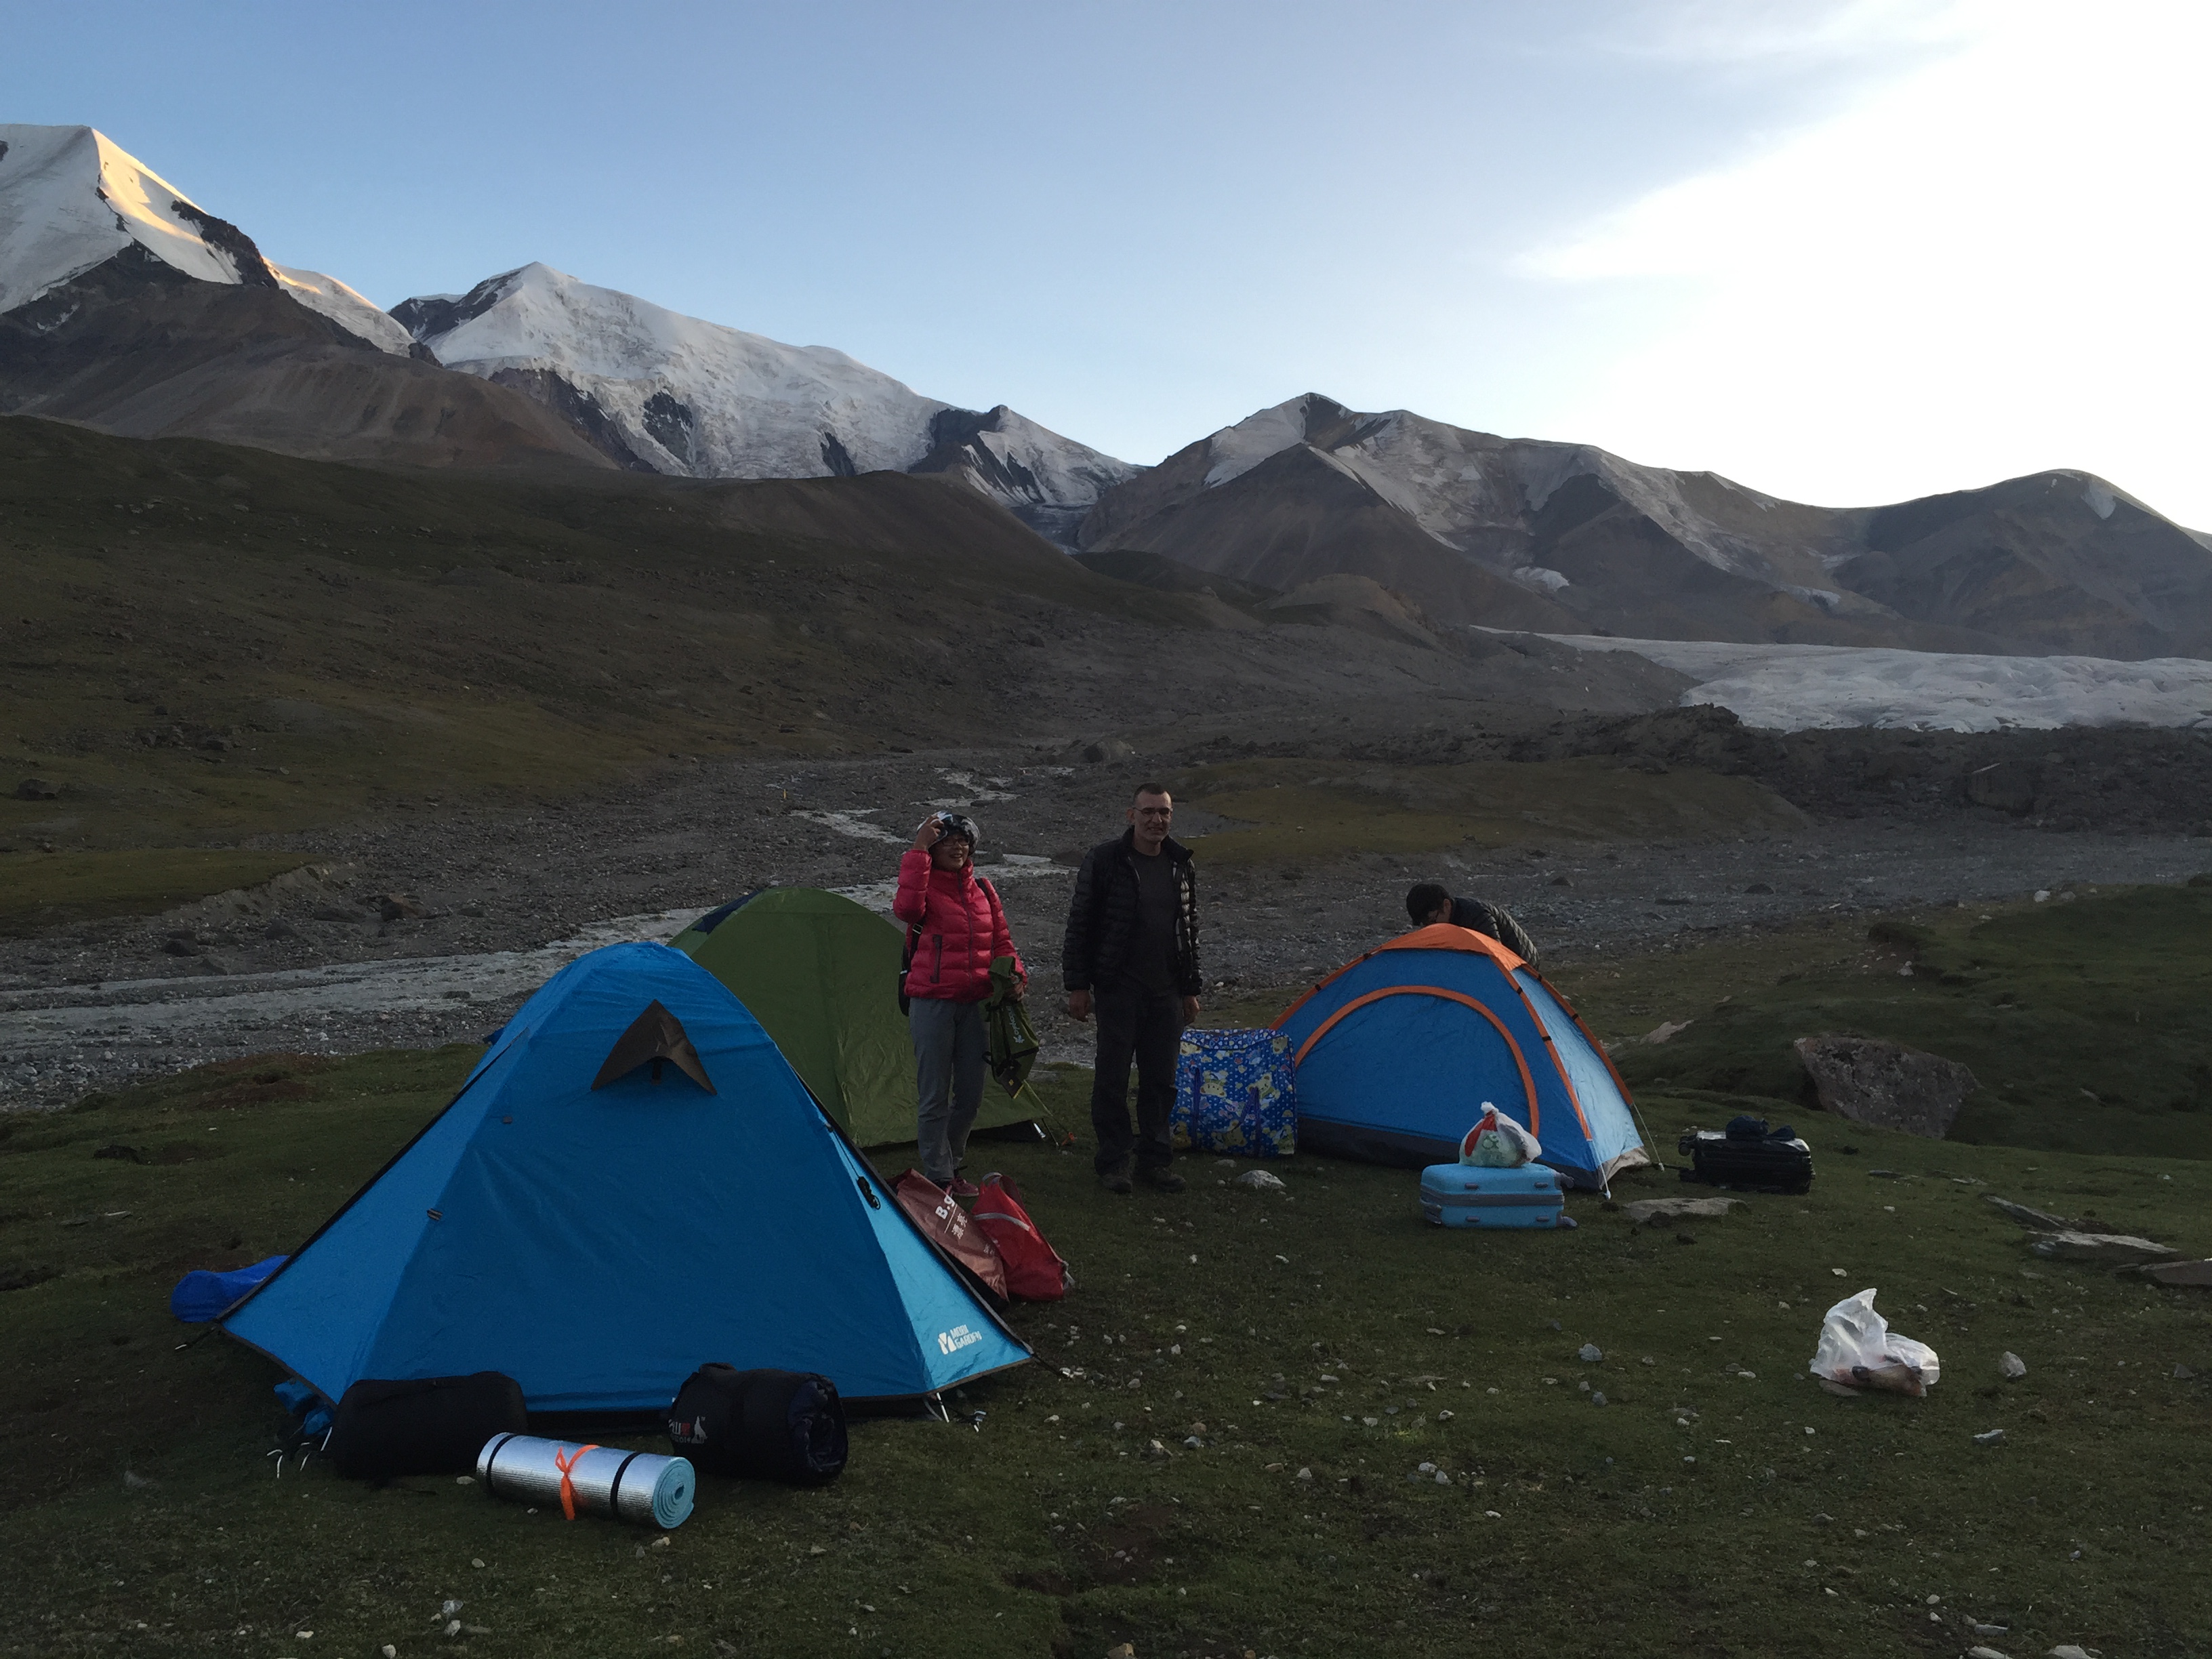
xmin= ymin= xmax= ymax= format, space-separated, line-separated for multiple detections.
xmin=222 ymin=942 xmax=1030 ymax=1414
xmin=1274 ymin=924 xmax=1650 ymax=1189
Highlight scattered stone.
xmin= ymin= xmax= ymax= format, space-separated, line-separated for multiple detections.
xmin=1622 ymin=1196 xmax=1742 ymax=1225
xmin=1744 ymin=882 xmax=1773 ymax=894
xmin=2135 ymin=1259 xmax=2212 ymax=1287
xmin=1793 ymin=1034 xmax=1978 ymax=1138
xmin=1294 ymin=1466 xmax=1312 ymax=1481
xmin=2175 ymin=1364 xmax=2197 ymax=1380
xmin=1578 ymin=1344 xmax=1602 ymax=1362
xmin=2000 ymin=1351 xmax=2027 ymax=1380
xmin=161 ymin=935 xmax=203 ymax=956
xmin=263 ymin=919 xmax=301 ymax=941
xmin=1969 ymin=1624 xmax=2009 ymax=1637
xmin=1105 ymin=1644 xmax=1137 ymax=1659
xmin=1965 ymin=1647 xmax=2009 ymax=1659
xmin=1234 ymin=1169 xmax=1286 ymax=1191
xmin=14 ymin=777 xmax=58 ymax=800
xmin=122 ymin=1469 xmax=154 ymax=1489
xmin=1642 ymin=1020 xmax=1692 ymax=1045
xmin=2029 ymin=1230 xmax=2176 ymax=1267
xmin=1183 ymin=1435 xmax=1204 ymax=1449
xmin=1589 ymin=1391 xmax=1606 ymax=1407
xmin=1972 ymin=1429 xmax=2006 ymax=1446
xmin=443 ymin=1619 xmax=462 ymax=1638
xmin=1985 ymin=1195 xmax=2082 ymax=1231
xmin=383 ymin=1646 xmax=398 ymax=1658
xmin=1811 ymin=1513 xmax=1832 ymax=1525
xmin=92 ymin=1143 xmax=146 ymax=1164
xmin=2049 ymin=1647 xmax=2094 ymax=1659
xmin=376 ymin=894 xmax=428 ymax=922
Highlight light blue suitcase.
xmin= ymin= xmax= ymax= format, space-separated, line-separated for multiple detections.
xmin=1419 ymin=1164 xmax=1567 ymax=1228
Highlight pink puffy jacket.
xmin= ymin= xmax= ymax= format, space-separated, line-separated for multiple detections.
xmin=894 ymin=848 xmax=1025 ymax=1004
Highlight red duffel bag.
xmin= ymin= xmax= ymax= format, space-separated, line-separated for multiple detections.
xmin=970 ymin=1173 xmax=1073 ymax=1301
xmin=892 ymin=1170 xmax=1008 ymax=1300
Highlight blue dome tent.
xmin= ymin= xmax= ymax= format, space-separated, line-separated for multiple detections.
xmin=222 ymin=942 xmax=1029 ymax=1415
xmin=1274 ymin=924 xmax=1650 ymax=1189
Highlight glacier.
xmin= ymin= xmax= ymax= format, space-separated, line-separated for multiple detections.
xmin=1542 ymin=634 xmax=2212 ymax=733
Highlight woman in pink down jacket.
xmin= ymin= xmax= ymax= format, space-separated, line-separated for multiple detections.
xmin=895 ymin=812 xmax=1025 ymax=1196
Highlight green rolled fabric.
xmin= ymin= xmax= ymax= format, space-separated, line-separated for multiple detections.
xmin=983 ymin=956 xmax=1039 ymax=1095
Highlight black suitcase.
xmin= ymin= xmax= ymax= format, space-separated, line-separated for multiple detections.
xmin=1679 ymin=1115 xmax=1814 ymax=1194
xmin=668 ymin=1364 xmax=847 ymax=1486
xmin=326 ymin=1371 xmax=527 ymax=1481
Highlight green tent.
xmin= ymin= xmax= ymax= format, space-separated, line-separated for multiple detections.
xmin=670 ymin=888 xmax=1038 ymax=1149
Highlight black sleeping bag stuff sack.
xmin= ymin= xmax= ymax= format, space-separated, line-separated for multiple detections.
xmin=326 ymin=1372 xmax=528 ymax=1481
xmin=667 ymin=1364 xmax=847 ymax=1485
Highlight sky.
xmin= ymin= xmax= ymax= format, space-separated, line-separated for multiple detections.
xmin=3 ymin=0 xmax=2209 ymax=522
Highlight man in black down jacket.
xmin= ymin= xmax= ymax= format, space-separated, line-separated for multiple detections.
xmin=1063 ymin=782 xmax=1201 ymax=1195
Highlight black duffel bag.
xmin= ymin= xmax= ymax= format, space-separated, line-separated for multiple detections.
xmin=667 ymin=1364 xmax=847 ymax=1486
xmin=1678 ymin=1115 xmax=1815 ymax=1195
xmin=326 ymin=1372 xmax=527 ymax=1481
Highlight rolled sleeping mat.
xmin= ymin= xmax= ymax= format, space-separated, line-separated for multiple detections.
xmin=668 ymin=1364 xmax=847 ymax=1485
xmin=476 ymin=1433 xmax=695 ymax=1529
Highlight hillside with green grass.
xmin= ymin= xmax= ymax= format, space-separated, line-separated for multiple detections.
xmin=0 ymin=417 xmax=1211 ymax=928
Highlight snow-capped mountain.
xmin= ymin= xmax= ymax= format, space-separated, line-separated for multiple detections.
xmin=395 ymin=264 xmax=1139 ymax=540
xmin=0 ymin=123 xmax=411 ymax=354
xmin=1079 ymin=393 xmax=2212 ymax=659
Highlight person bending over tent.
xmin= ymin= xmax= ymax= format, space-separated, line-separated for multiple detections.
xmin=897 ymin=812 xmax=1026 ymax=1198
xmin=1405 ymin=880 xmax=1539 ymax=966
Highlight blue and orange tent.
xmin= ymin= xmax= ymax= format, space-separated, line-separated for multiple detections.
xmin=221 ymin=941 xmax=1029 ymax=1414
xmin=1274 ymin=924 xmax=1649 ymax=1189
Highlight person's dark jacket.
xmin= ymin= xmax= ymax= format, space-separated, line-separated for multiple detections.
xmin=1449 ymin=895 xmax=1540 ymax=966
xmin=1063 ymin=830 xmax=1201 ymax=997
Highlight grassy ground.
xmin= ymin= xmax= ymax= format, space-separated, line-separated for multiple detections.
xmin=4 ymin=1020 xmax=2208 ymax=1656
xmin=1166 ymin=756 xmax=1808 ymax=865
xmin=0 ymin=848 xmax=310 ymax=935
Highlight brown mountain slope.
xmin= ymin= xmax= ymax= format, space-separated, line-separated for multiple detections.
xmin=0 ymin=254 xmax=615 ymax=471
xmin=1082 ymin=394 xmax=2212 ymax=658
xmin=1082 ymin=438 xmax=1580 ymax=631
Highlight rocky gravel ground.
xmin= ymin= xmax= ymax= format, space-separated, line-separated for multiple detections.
xmin=4 ymin=740 xmax=2208 ymax=1111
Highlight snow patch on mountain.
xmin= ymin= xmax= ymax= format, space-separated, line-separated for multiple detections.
xmin=268 ymin=264 xmax=415 ymax=354
xmin=1544 ymin=634 xmax=2212 ymax=732
xmin=0 ymin=123 xmax=410 ymax=353
xmin=399 ymin=263 xmax=1138 ymax=535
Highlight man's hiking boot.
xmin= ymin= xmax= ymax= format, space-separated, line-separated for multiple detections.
xmin=1139 ymin=1166 xmax=1187 ymax=1193
xmin=1098 ymin=1164 xmax=1134 ymax=1195
xmin=943 ymin=1176 xmax=980 ymax=1200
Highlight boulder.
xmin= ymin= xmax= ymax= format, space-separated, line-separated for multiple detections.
xmin=2133 ymin=1258 xmax=2212 ymax=1288
xmin=2028 ymin=1229 xmax=2175 ymax=1267
xmin=1984 ymin=1195 xmax=2082 ymax=1231
xmin=1794 ymin=1034 xmax=1977 ymax=1138
xmin=14 ymin=777 xmax=59 ymax=800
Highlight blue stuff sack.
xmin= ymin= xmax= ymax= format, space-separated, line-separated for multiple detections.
xmin=1172 ymin=1029 xmax=1295 ymax=1158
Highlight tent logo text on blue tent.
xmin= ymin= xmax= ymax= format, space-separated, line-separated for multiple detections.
xmin=937 ymin=1326 xmax=983 ymax=1356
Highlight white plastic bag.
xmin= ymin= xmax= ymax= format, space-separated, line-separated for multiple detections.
xmin=1809 ymin=1288 xmax=1941 ymax=1395
xmin=1460 ymin=1103 xmax=1542 ymax=1168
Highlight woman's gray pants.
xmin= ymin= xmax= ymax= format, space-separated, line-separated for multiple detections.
xmin=909 ymin=996 xmax=987 ymax=1184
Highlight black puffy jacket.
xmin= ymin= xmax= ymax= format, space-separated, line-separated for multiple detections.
xmin=1450 ymin=895 xmax=1539 ymax=966
xmin=1061 ymin=830 xmax=1202 ymax=997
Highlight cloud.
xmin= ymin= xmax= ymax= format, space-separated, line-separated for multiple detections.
xmin=1518 ymin=0 xmax=2212 ymax=523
